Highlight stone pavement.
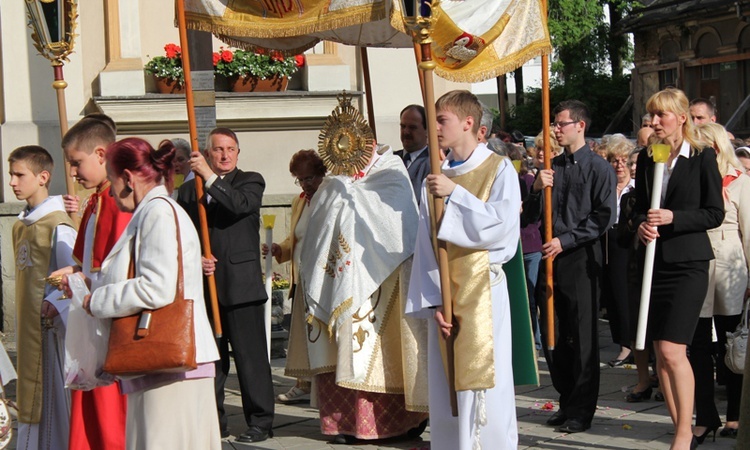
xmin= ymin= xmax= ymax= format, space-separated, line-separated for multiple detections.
xmin=2 ymin=318 xmax=741 ymax=449
xmin=219 ymin=319 xmax=740 ymax=450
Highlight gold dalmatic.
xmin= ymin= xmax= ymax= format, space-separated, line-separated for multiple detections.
xmin=437 ymin=154 xmax=504 ymax=391
xmin=13 ymin=211 xmax=74 ymax=423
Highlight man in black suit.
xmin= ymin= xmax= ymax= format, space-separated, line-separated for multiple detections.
xmin=177 ymin=128 xmax=274 ymax=443
xmin=394 ymin=104 xmax=430 ymax=202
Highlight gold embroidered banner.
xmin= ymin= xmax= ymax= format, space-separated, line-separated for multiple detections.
xmin=392 ymin=0 xmax=551 ymax=82
xmin=184 ymin=0 xmax=551 ymax=81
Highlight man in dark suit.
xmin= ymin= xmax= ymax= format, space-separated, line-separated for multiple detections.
xmin=523 ymin=100 xmax=616 ymax=434
xmin=177 ymin=128 xmax=275 ymax=443
xmin=394 ymin=104 xmax=430 ymax=202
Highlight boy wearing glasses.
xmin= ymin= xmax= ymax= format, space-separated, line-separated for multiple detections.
xmin=523 ymin=100 xmax=616 ymax=433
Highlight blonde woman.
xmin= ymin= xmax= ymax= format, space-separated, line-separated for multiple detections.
xmin=634 ymin=88 xmax=724 ymax=450
xmin=690 ymin=123 xmax=749 ymax=441
xmin=532 ymin=129 xmax=563 ymax=171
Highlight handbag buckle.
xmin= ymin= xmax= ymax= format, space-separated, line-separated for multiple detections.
xmin=137 ymin=312 xmax=152 ymax=338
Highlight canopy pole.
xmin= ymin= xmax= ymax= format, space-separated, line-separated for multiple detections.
xmin=360 ymin=47 xmax=377 ymax=140
xmin=176 ymin=0 xmax=223 ymax=338
xmin=541 ymin=0 xmax=555 ymax=350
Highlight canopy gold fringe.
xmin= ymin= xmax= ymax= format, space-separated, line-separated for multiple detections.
xmin=184 ymin=2 xmax=385 ymax=39
xmin=436 ymin=40 xmax=552 ymax=83
xmin=213 ymin=33 xmax=318 ymax=57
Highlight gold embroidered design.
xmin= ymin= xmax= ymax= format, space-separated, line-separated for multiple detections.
xmin=322 ymin=233 xmax=352 ymax=279
xmin=327 ymin=297 xmax=353 ymax=336
xmin=338 ymin=234 xmax=351 ymax=254
xmin=353 ymin=287 xmax=380 ymax=324
xmin=352 ymin=326 xmax=369 ymax=353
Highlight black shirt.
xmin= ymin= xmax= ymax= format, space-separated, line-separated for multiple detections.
xmin=522 ymin=144 xmax=616 ymax=251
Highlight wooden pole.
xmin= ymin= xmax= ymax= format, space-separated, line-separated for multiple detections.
xmin=413 ymin=42 xmax=426 ymax=101
xmin=541 ymin=0 xmax=555 ymax=350
xmin=176 ymin=0 xmax=222 ymax=338
xmin=359 ymin=47 xmax=377 ymax=140
xmin=52 ymin=63 xmax=78 ymax=219
xmin=497 ymin=75 xmax=506 ymax=130
xmin=417 ymin=41 xmax=458 ymax=417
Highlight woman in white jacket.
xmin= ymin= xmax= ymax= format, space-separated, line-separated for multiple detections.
xmin=84 ymin=137 xmax=221 ymax=449
xmin=691 ymin=123 xmax=749 ymax=442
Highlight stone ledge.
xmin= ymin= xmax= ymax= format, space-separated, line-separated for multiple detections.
xmin=93 ymin=90 xmax=363 ymax=134
xmin=0 ymin=202 xmax=24 ymax=216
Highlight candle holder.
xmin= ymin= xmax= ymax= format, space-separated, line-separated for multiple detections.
xmin=25 ymin=0 xmax=79 ymax=201
xmin=651 ymin=143 xmax=670 ymax=163
xmin=401 ymin=1 xmax=439 ymax=50
xmin=262 ymin=214 xmax=276 ymax=229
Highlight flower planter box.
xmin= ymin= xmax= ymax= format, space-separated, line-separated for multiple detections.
xmin=154 ymin=77 xmax=184 ymax=94
xmin=227 ymin=75 xmax=289 ymax=92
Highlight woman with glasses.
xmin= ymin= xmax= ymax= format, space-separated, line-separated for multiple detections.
xmin=689 ymin=123 xmax=749 ymax=442
xmin=634 ymin=88 xmax=724 ymax=450
xmin=735 ymin=147 xmax=750 ymax=174
xmin=262 ymin=150 xmax=326 ymax=404
xmin=601 ymin=136 xmax=636 ymax=368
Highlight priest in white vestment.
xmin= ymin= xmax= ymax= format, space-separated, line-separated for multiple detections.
xmin=300 ymin=142 xmax=429 ymax=443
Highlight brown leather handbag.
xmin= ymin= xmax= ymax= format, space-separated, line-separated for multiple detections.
xmin=102 ymin=198 xmax=197 ymax=376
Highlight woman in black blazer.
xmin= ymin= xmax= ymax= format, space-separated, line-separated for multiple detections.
xmin=634 ymin=88 xmax=724 ymax=450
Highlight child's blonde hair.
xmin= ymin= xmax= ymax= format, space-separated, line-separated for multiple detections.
xmin=435 ymin=90 xmax=483 ymax=134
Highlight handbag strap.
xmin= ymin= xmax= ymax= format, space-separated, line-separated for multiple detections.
xmin=742 ymin=297 xmax=750 ymax=332
xmin=128 ymin=196 xmax=185 ymax=337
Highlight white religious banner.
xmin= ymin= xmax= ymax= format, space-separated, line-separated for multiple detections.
xmin=184 ymin=0 xmax=551 ymax=81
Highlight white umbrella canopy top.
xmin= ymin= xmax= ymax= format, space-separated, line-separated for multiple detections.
xmin=184 ymin=0 xmax=551 ymax=82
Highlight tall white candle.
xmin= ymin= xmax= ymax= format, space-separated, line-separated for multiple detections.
xmin=262 ymin=215 xmax=276 ymax=361
xmin=635 ymin=144 xmax=670 ymax=350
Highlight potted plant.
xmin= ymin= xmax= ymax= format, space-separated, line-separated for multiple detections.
xmin=269 ymin=272 xmax=291 ymax=329
xmin=213 ymin=47 xmax=304 ymax=92
xmin=144 ymin=43 xmax=184 ymax=94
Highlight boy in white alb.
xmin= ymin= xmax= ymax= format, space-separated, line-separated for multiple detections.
xmin=406 ymin=90 xmax=521 ymax=450
xmin=10 ymin=146 xmax=77 ymax=449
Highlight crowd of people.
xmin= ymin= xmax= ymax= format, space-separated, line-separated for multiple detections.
xmin=7 ymin=86 xmax=750 ymax=450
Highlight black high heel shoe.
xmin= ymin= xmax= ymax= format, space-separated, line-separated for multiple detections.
xmin=690 ymin=435 xmax=699 ymax=450
xmin=694 ymin=425 xmax=719 ymax=444
xmin=625 ymin=386 xmax=652 ymax=402
xmin=719 ymin=427 xmax=738 ymax=438
xmin=608 ymin=353 xmax=634 ymax=367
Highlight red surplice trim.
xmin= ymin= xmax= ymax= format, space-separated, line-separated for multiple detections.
xmin=69 ymin=180 xmax=131 ymax=449
xmin=72 ymin=181 xmax=132 ymax=272
xmin=69 ymin=385 xmax=127 ymax=450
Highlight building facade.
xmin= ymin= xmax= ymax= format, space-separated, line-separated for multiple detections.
xmin=619 ymin=0 xmax=750 ymax=135
xmin=0 ymin=0 xmax=467 ymax=338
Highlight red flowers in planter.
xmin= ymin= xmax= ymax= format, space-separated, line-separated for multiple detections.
xmin=164 ymin=43 xmax=181 ymax=59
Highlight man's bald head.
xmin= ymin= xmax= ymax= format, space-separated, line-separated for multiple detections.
xmin=637 ymin=126 xmax=655 ymax=147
